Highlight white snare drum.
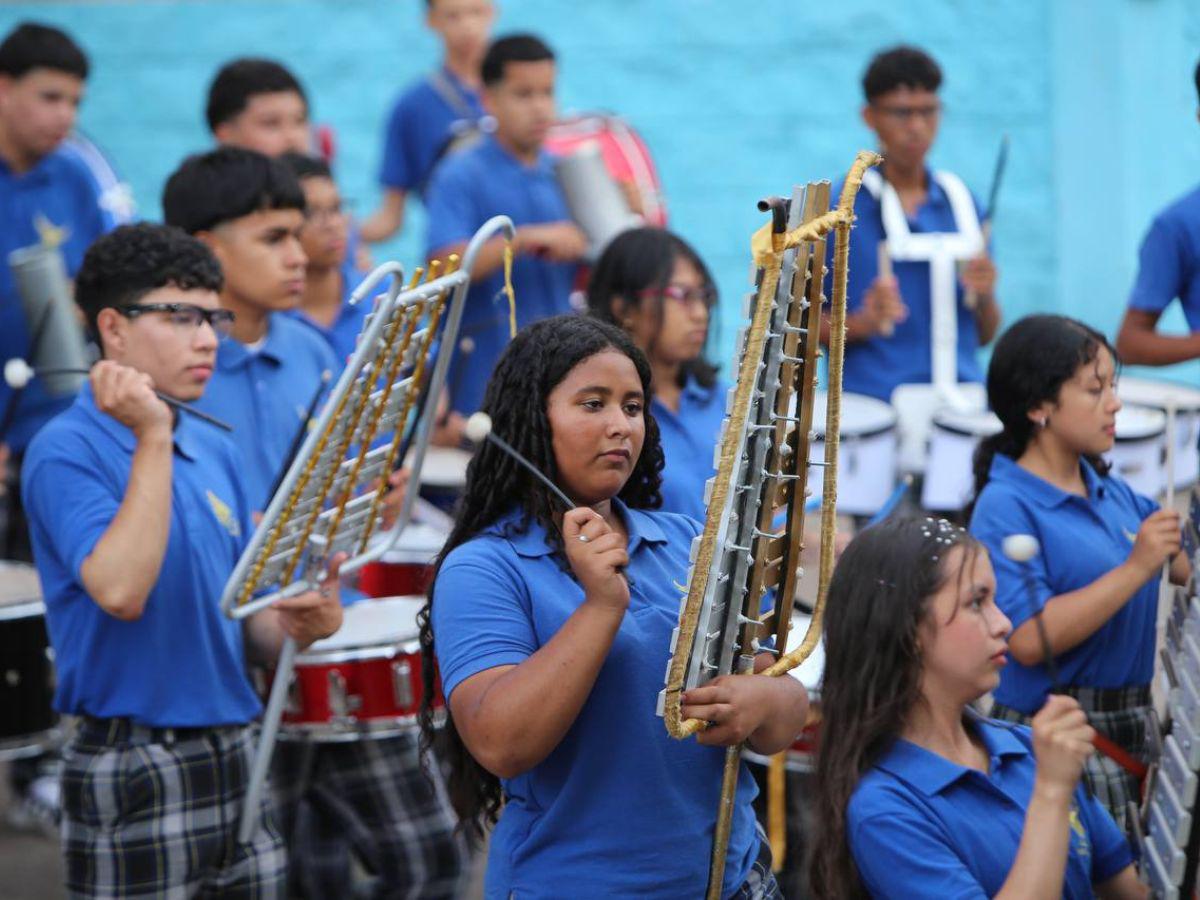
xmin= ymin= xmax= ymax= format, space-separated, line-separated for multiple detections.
xmin=407 ymin=445 xmax=471 ymax=513
xmin=1117 ymin=377 xmax=1200 ymax=489
xmin=268 ymin=595 xmax=439 ymax=741
xmin=1105 ymin=405 xmax=1167 ymax=498
xmin=809 ymin=391 xmax=898 ymax=516
xmin=920 ymin=408 xmax=1002 ymax=512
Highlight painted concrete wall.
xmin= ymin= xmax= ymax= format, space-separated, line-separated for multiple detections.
xmin=3 ymin=0 xmax=1198 ymax=381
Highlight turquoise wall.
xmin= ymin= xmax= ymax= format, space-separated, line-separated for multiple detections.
xmin=3 ymin=0 xmax=1199 ymax=381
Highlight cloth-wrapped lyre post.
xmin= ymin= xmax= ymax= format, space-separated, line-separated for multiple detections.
xmin=221 ymin=215 xmax=516 ymax=844
xmin=655 ymin=152 xmax=880 ymax=900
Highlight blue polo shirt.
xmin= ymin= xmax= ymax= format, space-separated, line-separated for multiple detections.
xmin=21 ymin=384 xmax=261 ymax=727
xmin=653 ymin=374 xmax=730 ymax=520
xmin=425 ymin=135 xmax=578 ymax=416
xmin=849 ymin=717 xmax=1131 ymax=898
xmin=195 ymin=314 xmax=338 ymax=512
xmin=379 ymin=67 xmax=484 ymax=195
xmin=0 ymin=136 xmax=130 ymax=451
xmin=833 ymin=171 xmax=985 ymax=402
xmin=970 ymin=454 xmax=1160 ymax=714
xmin=287 ymin=261 xmax=370 ymax=365
xmin=433 ymin=501 xmax=759 ymax=899
xmin=1128 ymin=183 xmax=1200 ymax=329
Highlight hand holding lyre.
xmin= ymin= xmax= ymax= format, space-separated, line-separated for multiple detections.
xmin=1030 ymin=694 xmax=1094 ymax=800
xmin=379 ymin=467 xmax=411 ymax=530
xmin=1126 ymin=508 xmax=1182 ymax=578
xmin=561 ymin=507 xmax=630 ymax=612
xmin=91 ymin=360 xmax=172 ymax=437
xmin=681 ymin=670 xmax=808 ymax=754
xmin=269 ymin=552 xmax=347 ymax=651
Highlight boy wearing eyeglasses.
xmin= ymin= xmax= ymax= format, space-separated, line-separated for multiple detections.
xmin=21 ymin=222 xmax=343 ymax=898
xmin=832 ymin=45 xmax=1001 ymax=404
xmin=162 ymin=146 xmax=338 ymax=513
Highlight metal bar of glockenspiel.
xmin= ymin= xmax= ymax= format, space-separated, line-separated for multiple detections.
xmin=237 ymin=636 xmax=296 ymax=844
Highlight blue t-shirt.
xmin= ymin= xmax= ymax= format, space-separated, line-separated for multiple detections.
xmin=653 ymin=375 xmax=730 ymax=520
xmin=0 ymin=136 xmax=130 ymax=451
xmin=1127 ymin=183 xmax=1200 ymax=329
xmin=194 ymin=314 xmax=338 ymax=512
xmin=21 ymin=384 xmax=261 ymax=727
xmin=379 ymin=67 xmax=484 ymax=195
xmin=833 ymin=170 xmax=985 ymax=402
xmin=432 ymin=501 xmax=759 ymax=899
xmin=849 ymin=717 xmax=1132 ymax=898
xmin=425 ymin=134 xmax=578 ymax=416
xmin=970 ymin=454 xmax=1160 ymax=713
xmin=287 ymin=260 xmax=370 ymax=366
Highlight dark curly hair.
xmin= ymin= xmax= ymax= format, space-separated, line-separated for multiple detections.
xmin=811 ymin=516 xmax=982 ymax=899
xmin=969 ymin=314 xmax=1115 ymax=514
xmin=75 ymin=222 xmax=224 ymax=346
xmin=205 ymin=57 xmax=307 ymax=132
xmin=162 ymin=146 xmax=305 ymax=236
xmin=862 ymin=45 xmax=942 ymax=101
xmin=417 ymin=314 xmax=663 ymax=835
xmin=585 ymin=226 xmax=719 ymax=391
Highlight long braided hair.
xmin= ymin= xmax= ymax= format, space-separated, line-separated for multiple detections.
xmin=416 ymin=315 xmax=664 ymax=834
xmin=810 ymin=517 xmax=982 ymax=898
xmin=968 ymin=314 xmax=1115 ymax=516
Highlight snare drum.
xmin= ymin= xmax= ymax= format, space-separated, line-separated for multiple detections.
xmin=0 ymin=561 xmax=58 ymax=760
xmin=1117 ymin=377 xmax=1200 ymax=488
xmin=409 ymin=445 xmax=471 ymax=513
xmin=1105 ymin=405 xmax=1167 ymax=498
xmin=267 ymin=595 xmax=440 ymax=741
xmin=359 ymin=520 xmax=447 ymax=598
xmin=809 ymin=391 xmax=898 ymax=516
xmin=920 ymin=408 xmax=1002 ymax=512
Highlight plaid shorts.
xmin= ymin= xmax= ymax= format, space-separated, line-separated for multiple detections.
xmin=272 ymin=731 xmax=468 ymax=899
xmin=728 ymin=824 xmax=783 ymax=900
xmin=991 ymin=684 xmax=1150 ymax=833
xmin=60 ymin=718 xmax=286 ymax=899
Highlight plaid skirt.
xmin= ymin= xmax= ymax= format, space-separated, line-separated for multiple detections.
xmin=991 ymin=684 xmax=1150 ymax=833
xmin=728 ymin=824 xmax=783 ymax=900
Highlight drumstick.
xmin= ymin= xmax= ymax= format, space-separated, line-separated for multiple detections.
xmin=876 ymin=241 xmax=895 ymax=338
xmin=267 ymin=370 xmax=331 ymax=502
xmin=965 ymin=135 xmax=1009 ymax=311
xmin=3 ymin=359 xmax=232 ymax=432
xmin=464 ymin=412 xmax=576 ymax=509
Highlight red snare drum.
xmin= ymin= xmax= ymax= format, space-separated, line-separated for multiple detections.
xmin=359 ymin=519 xmax=449 ymax=599
xmin=266 ymin=596 xmax=441 ymax=741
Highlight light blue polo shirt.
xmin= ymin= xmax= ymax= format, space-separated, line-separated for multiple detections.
xmin=970 ymin=454 xmax=1160 ymax=714
xmin=849 ymin=717 xmax=1131 ymax=898
xmin=379 ymin=67 xmax=484 ymax=196
xmin=1127 ymin=183 xmax=1200 ymax=329
xmin=0 ymin=136 xmax=130 ymax=451
xmin=21 ymin=383 xmax=261 ymax=727
xmin=833 ymin=170 xmax=985 ymax=402
xmin=425 ymin=134 xmax=578 ymax=416
xmin=287 ymin=259 xmax=370 ymax=365
xmin=195 ymin=313 xmax=338 ymax=512
xmin=653 ymin=374 xmax=730 ymax=520
xmin=432 ymin=501 xmax=759 ymax=899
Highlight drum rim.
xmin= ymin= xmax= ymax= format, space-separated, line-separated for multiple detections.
xmin=812 ymin=422 xmax=897 ymax=442
xmin=1117 ymin=377 xmax=1200 ymax=410
xmin=279 ymin=708 xmax=445 ymax=742
xmin=930 ymin=416 xmax=1002 ymax=439
xmin=0 ymin=599 xmax=46 ymax=621
xmin=295 ymin=641 xmax=420 ymax=664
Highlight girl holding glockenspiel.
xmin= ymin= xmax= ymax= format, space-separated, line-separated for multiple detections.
xmin=969 ymin=314 xmax=1190 ymax=830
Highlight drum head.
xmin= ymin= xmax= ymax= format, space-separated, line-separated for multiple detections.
xmin=809 ymin=391 xmax=897 ymax=440
xmin=300 ymin=595 xmax=423 ymax=658
xmin=783 ymin=612 xmax=825 ymax=696
xmin=410 ymin=447 xmax=471 ymax=489
xmin=0 ymin=561 xmax=44 ymax=620
xmin=932 ymin=408 xmax=1002 ymax=438
xmin=1114 ymin=405 xmax=1165 ymax=441
xmin=1118 ymin=377 xmax=1200 ymax=413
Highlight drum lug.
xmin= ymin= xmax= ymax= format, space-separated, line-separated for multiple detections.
xmin=392 ymin=660 xmax=414 ymax=709
xmin=327 ymin=669 xmax=362 ymax=722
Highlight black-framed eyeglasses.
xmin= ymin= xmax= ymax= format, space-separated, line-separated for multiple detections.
xmin=116 ymin=303 xmax=236 ymax=339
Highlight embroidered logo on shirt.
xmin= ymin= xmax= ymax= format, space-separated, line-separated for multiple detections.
xmin=1123 ymin=528 xmax=1137 ymax=544
xmin=1068 ymin=804 xmax=1091 ymax=860
xmin=207 ymin=490 xmax=241 ymax=538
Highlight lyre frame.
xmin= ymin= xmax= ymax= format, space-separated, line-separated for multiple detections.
xmin=224 ymin=215 xmax=515 ymax=843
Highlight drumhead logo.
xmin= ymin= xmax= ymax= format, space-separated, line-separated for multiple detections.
xmin=206 ymin=490 xmax=241 ymax=538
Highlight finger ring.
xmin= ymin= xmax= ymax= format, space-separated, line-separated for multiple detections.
xmin=578 ymin=534 xmax=590 ymax=543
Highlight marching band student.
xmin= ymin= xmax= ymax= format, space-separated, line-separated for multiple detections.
xmin=206 ymin=57 xmax=311 ymax=158
xmin=162 ymin=146 xmax=339 ymax=512
xmin=811 ymin=517 xmax=1144 ymax=899
xmin=586 ymin=226 xmax=729 ymax=520
xmin=21 ymin=222 xmax=343 ymax=897
xmin=833 ymin=45 xmax=1001 ymax=402
xmin=361 ymin=0 xmax=494 ymax=244
xmin=279 ymin=152 xmax=369 ymax=364
xmin=970 ymin=315 xmax=1189 ymax=829
xmin=425 ymin=34 xmax=586 ymax=433
xmin=164 ymin=147 xmax=461 ymax=898
xmin=421 ymin=314 xmax=807 ymax=898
